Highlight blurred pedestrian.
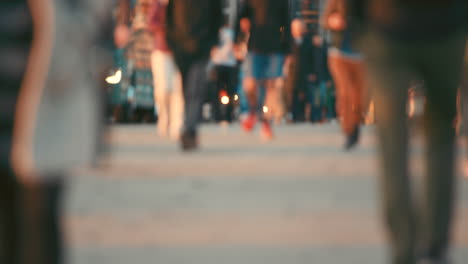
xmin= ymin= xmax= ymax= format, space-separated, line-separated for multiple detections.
xmin=351 ymin=0 xmax=468 ymax=263
xmin=149 ymin=0 xmax=183 ymax=140
xmin=1 ymin=1 xmax=111 ymax=263
xmin=236 ymin=0 xmax=291 ymax=140
xmin=115 ymin=0 xmax=132 ymax=50
xmin=322 ymin=0 xmax=366 ymax=150
xmin=211 ymin=21 xmax=238 ymax=123
xmin=310 ymin=35 xmax=334 ymax=122
xmin=0 ymin=0 xmax=37 ymax=262
xmin=166 ymin=0 xmax=223 ymax=150
xmin=234 ymin=17 xmax=252 ymax=119
xmin=285 ymin=19 xmax=315 ymax=123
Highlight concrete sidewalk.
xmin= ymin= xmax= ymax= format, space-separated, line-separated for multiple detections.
xmin=66 ymin=123 xmax=468 ymax=264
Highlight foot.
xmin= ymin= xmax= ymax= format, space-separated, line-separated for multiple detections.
xmin=157 ymin=127 xmax=169 ymax=138
xmin=241 ymin=113 xmax=257 ymax=133
xmin=260 ymin=121 xmax=274 ymax=141
xmin=344 ymin=126 xmax=360 ymax=151
xmin=180 ymin=130 xmax=198 ymax=151
xmin=169 ymin=133 xmax=180 ymax=142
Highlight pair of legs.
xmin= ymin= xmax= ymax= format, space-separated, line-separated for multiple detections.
xmin=242 ymin=53 xmax=285 ymax=138
xmin=309 ymin=82 xmax=328 ymax=123
xmin=213 ymin=65 xmax=237 ymax=122
xmin=151 ymin=50 xmax=184 ymax=141
xmin=291 ymin=79 xmax=308 ymax=122
xmin=285 ymin=58 xmax=308 ymax=122
xmin=363 ymin=30 xmax=467 ymax=264
xmin=0 ymin=170 xmax=64 ymax=264
xmin=328 ymin=53 xmax=366 ymax=135
xmin=172 ymin=53 xmax=210 ymax=149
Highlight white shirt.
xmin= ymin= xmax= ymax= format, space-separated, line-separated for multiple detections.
xmin=211 ymin=28 xmax=237 ymax=67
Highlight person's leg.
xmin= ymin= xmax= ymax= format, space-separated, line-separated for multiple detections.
xmin=310 ymin=84 xmax=323 ymax=123
xmin=181 ymin=58 xmax=209 ymax=147
xmin=363 ymin=31 xmax=416 ymax=264
xmin=41 ymin=177 xmax=64 ymax=264
xmin=259 ymin=54 xmax=285 ymax=139
xmin=0 ymin=171 xmax=19 ymax=264
xmin=215 ymin=66 xmax=230 ymax=122
xmin=223 ymin=66 xmax=237 ymax=123
xmin=349 ymin=59 xmax=366 ymax=128
xmin=329 ymin=54 xmax=355 ymax=134
xmin=152 ymin=51 xmax=170 ymax=137
xmin=241 ymin=53 xmax=265 ymax=131
xmin=417 ymin=34 xmax=466 ymax=261
xmin=237 ymin=63 xmax=250 ymax=116
xmin=16 ymin=175 xmax=64 ymax=264
xmin=328 ymin=54 xmax=347 ymax=128
xmin=284 ymin=60 xmax=296 ymax=117
xmin=292 ymin=79 xmax=306 ymax=122
xmin=243 ymin=54 xmax=262 ymax=115
xmin=169 ymin=56 xmax=184 ymax=141
xmin=273 ymin=77 xmax=286 ymax=124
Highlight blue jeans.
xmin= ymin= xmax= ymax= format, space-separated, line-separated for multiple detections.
xmin=243 ymin=53 xmax=285 ymax=80
xmin=238 ymin=62 xmax=266 ymax=115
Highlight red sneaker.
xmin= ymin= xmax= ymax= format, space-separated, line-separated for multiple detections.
xmin=261 ymin=121 xmax=274 ymax=141
xmin=241 ymin=113 xmax=257 ymax=132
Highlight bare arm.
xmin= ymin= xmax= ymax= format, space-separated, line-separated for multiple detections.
xmin=11 ymin=0 xmax=55 ymax=180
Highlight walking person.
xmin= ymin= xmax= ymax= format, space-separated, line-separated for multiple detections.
xmin=0 ymin=0 xmax=40 ymax=262
xmin=234 ymin=17 xmax=252 ymax=119
xmin=165 ymin=0 xmax=223 ymax=151
xmin=149 ymin=0 xmax=184 ymax=141
xmin=1 ymin=1 xmax=111 ymax=263
xmin=211 ymin=21 xmax=238 ymax=123
xmin=285 ymin=19 xmax=316 ymax=123
xmin=322 ymin=0 xmax=366 ymax=150
xmin=237 ymin=0 xmax=291 ymax=140
xmin=310 ymin=35 xmax=334 ymax=123
xmin=350 ymin=0 xmax=468 ymax=263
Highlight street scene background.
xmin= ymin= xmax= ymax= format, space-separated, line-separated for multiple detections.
xmin=66 ymin=124 xmax=468 ymax=264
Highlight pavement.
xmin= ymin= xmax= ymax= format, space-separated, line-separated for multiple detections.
xmin=66 ymin=123 xmax=468 ymax=264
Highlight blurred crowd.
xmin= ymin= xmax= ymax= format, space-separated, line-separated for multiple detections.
xmin=1 ymin=0 xmax=468 ymax=264
xmin=108 ymin=0 xmax=339 ymax=146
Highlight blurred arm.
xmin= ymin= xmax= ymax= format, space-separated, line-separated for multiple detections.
xmin=320 ymin=0 xmax=334 ymax=30
xmin=234 ymin=1 xmax=251 ymax=44
xmin=11 ymin=0 xmax=55 ymax=179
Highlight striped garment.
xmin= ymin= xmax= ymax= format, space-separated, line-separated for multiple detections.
xmin=0 ymin=0 xmax=33 ymax=169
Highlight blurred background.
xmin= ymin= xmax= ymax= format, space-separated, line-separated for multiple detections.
xmin=1 ymin=0 xmax=467 ymax=264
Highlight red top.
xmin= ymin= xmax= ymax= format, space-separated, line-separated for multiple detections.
xmin=149 ymin=1 xmax=170 ymax=52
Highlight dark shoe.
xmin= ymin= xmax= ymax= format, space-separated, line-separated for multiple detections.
xmin=417 ymin=252 xmax=450 ymax=264
xmin=417 ymin=258 xmax=450 ymax=264
xmin=344 ymin=126 xmax=360 ymax=151
xmin=180 ymin=130 xmax=198 ymax=151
